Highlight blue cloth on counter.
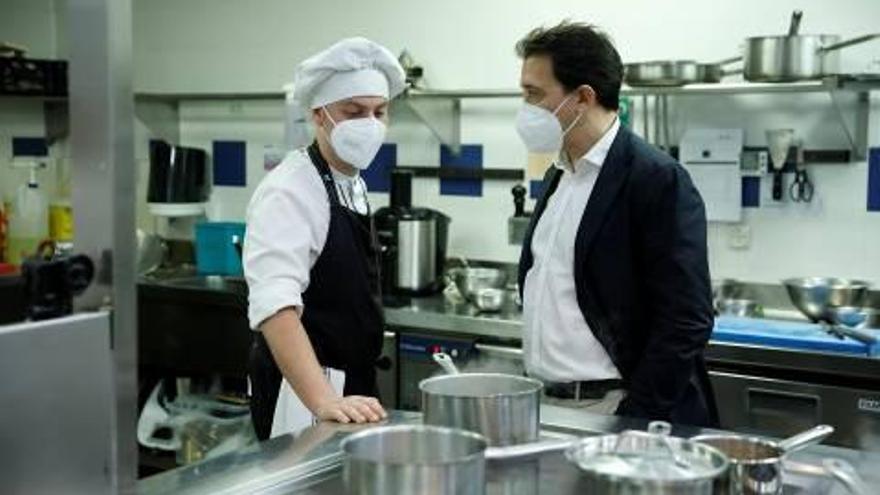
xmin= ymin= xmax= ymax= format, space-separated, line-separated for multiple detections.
xmin=713 ymin=316 xmax=879 ymax=357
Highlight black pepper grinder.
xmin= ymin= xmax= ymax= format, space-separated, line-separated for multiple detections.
xmin=511 ymin=184 xmax=527 ymax=217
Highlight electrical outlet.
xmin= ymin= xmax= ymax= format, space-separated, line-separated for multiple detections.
xmin=727 ymin=224 xmax=751 ymax=250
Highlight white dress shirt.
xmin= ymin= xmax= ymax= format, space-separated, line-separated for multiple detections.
xmin=244 ymin=148 xmax=369 ymax=329
xmin=523 ymin=117 xmax=622 ymax=382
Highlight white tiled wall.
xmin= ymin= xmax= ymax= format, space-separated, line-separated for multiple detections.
xmin=6 ymin=0 xmax=880 ymax=284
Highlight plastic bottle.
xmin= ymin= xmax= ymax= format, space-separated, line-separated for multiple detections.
xmin=283 ymin=83 xmax=312 ymax=151
xmin=0 ymin=199 xmax=8 ymax=262
xmin=7 ymin=169 xmax=49 ymax=265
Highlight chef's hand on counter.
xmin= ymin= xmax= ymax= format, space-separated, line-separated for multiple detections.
xmin=315 ymin=396 xmax=387 ymax=424
xmin=261 ymin=308 xmax=388 ymax=425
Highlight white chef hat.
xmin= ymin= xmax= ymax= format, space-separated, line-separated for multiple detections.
xmin=293 ymin=37 xmax=406 ymax=109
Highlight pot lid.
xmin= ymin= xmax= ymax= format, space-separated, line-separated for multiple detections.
xmin=565 ymin=422 xmax=729 ymax=482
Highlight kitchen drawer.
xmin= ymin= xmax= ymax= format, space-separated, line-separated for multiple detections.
xmin=710 ymin=371 xmax=880 ymax=451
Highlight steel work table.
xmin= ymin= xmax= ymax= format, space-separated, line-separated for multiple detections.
xmin=139 ymin=406 xmax=880 ymax=494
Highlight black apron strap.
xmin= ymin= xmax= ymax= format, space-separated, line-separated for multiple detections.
xmin=248 ymin=332 xmax=281 ymax=441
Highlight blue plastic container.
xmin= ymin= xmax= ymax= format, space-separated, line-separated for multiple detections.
xmin=195 ymin=222 xmax=246 ymax=276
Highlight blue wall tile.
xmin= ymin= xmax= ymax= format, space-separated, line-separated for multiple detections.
xmin=362 ymin=143 xmax=397 ymax=193
xmin=742 ymin=177 xmax=761 ymax=208
xmin=869 ymin=148 xmax=880 ymax=212
xmin=12 ymin=137 xmax=48 ymax=157
xmin=213 ymin=140 xmax=247 ymax=187
xmin=440 ymin=145 xmax=482 ymax=197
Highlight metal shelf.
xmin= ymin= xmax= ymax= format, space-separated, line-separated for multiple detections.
xmin=8 ymin=74 xmax=877 ymax=158
xmin=135 ymin=91 xmax=284 ymax=101
xmin=401 ymin=75 xmax=880 ymax=159
xmin=404 ymin=75 xmax=880 ymax=98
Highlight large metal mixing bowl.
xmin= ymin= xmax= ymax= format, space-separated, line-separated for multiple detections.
xmin=782 ymin=277 xmax=871 ymax=323
xmin=450 ymin=267 xmax=508 ymax=302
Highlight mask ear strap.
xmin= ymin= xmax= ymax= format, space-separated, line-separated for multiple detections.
xmin=322 ymin=106 xmax=338 ymax=128
xmin=562 ymin=111 xmax=583 ymax=136
xmin=551 ymin=95 xmax=571 ymax=116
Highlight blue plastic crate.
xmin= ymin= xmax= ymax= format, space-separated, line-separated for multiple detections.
xmin=195 ymin=222 xmax=246 ymax=276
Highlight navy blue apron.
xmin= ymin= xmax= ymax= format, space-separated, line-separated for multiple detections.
xmin=248 ymin=142 xmax=384 ymax=440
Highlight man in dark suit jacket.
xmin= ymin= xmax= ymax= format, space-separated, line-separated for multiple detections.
xmin=514 ymin=22 xmax=718 ymax=427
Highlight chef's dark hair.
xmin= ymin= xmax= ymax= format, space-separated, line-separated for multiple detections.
xmin=516 ymin=21 xmax=623 ymax=110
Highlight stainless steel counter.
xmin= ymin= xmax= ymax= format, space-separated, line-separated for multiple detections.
xmin=139 ymin=407 xmax=880 ymax=495
xmin=135 ymin=276 xmax=880 ymax=451
xmin=384 ymin=291 xmax=523 ymax=342
xmin=385 ymin=293 xmax=880 ymax=380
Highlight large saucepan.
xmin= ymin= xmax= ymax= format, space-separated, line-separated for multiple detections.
xmin=421 ymin=352 xmax=542 ymax=446
xmin=341 ymin=421 xmax=730 ymax=495
xmin=743 ymin=10 xmax=880 ymax=82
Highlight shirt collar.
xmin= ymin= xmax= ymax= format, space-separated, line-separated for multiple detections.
xmin=329 ymin=165 xmax=359 ymax=185
xmin=555 ymin=116 xmax=620 ymax=174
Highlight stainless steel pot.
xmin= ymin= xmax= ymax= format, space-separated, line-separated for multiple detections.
xmin=625 ymin=60 xmax=699 ymax=87
xmin=743 ymin=11 xmax=880 ymax=82
xmin=697 ymin=57 xmax=743 ymax=83
xmin=342 ymin=425 xmax=487 ymax=495
xmin=420 ymin=372 xmax=543 ymax=446
xmin=692 ymin=424 xmax=834 ymax=494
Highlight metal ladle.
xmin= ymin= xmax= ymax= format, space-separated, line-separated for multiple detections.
xmin=432 ymin=352 xmax=460 ymax=375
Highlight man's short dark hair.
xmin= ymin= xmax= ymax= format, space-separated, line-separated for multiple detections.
xmin=516 ymin=21 xmax=623 ymax=110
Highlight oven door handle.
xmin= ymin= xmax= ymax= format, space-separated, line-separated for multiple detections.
xmin=474 ymin=343 xmax=523 ymax=359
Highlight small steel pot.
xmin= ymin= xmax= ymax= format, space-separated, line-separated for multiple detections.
xmin=693 ymin=424 xmax=834 ymax=494
xmin=342 ymin=425 xmax=487 ymax=495
xmin=420 ymin=373 xmax=543 ymax=446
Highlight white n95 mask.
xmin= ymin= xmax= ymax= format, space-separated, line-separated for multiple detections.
xmin=323 ymin=108 xmax=387 ymax=170
xmin=515 ymin=95 xmax=581 ymax=154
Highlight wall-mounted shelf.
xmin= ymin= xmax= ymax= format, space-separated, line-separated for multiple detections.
xmin=400 ymin=75 xmax=880 ymax=160
xmin=6 ymin=74 xmax=878 ymax=158
xmin=405 ymin=75 xmax=880 ymax=98
xmin=135 ymin=91 xmax=284 ymax=101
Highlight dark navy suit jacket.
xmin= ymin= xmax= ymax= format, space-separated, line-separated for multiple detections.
xmin=519 ymin=126 xmax=718 ymax=427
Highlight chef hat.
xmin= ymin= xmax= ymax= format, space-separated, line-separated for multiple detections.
xmin=293 ymin=37 xmax=406 ymax=109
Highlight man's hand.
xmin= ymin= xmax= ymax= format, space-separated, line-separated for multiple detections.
xmin=314 ymin=396 xmax=387 ymax=424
